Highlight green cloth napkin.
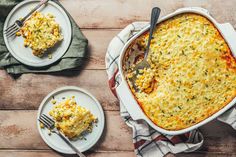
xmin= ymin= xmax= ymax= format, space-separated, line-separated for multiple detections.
xmin=0 ymin=0 xmax=88 ymax=74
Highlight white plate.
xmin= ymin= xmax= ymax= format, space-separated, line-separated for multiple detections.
xmin=3 ymin=0 xmax=72 ymax=67
xmin=37 ymin=86 xmax=105 ymax=154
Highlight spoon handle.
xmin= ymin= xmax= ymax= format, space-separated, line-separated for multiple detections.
xmin=144 ymin=7 xmax=161 ymax=59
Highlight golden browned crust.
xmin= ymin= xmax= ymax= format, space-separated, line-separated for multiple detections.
xmin=123 ymin=13 xmax=236 ymax=130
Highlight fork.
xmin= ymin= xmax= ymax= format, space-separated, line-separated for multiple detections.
xmin=38 ymin=114 xmax=86 ymax=157
xmin=4 ymin=0 xmax=49 ymax=38
xmin=129 ymin=7 xmax=161 ymax=91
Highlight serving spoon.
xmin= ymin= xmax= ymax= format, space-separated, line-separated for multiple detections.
xmin=130 ymin=7 xmax=161 ymax=91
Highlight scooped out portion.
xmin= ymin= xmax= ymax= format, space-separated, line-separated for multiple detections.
xmin=123 ymin=13 xmax=236 ymax=130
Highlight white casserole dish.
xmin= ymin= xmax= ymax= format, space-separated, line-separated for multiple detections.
xmin=116 ymin=7 xmax=236 ymax=135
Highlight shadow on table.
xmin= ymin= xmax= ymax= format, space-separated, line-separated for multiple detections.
xmin=10 ymin=44 xmax=92 ymax=79
xmin=50 ymin=44 xmax=92 ymax=77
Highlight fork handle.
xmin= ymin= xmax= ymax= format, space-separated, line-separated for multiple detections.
xmin=21 ymin=0 xmax=49 ymax=22
xmin=144 ymin=7 xmax=161 ymax=59
xmin=57 ymin=132 xmax=86 ymax=157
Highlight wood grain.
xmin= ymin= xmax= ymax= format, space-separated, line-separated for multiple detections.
xmin=82 ymin=29 xmax=119 ymax=70
xmin=176 ymin=152 xmax=236 ymax=157
xmin=60 ymin=0 xmax=236 ymax=29
xmin=0 ymin=110 xmax=235 ymax=154
xmin=0 ymin=150 xmax=235 ymax=157
xmin=0 ymin=70 xmax=119 ymax=110
xmin=0 ymin=150 xmax=135 ymax=157
xmin=1 ymin=0 xmax=236 ymax=156
xmin=0 ymin=110 xmax=133 ymax=151
xmin=0 ymin=29 xmax=121 ymax=110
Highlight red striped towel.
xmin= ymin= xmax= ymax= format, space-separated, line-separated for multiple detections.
xmin=105 ymin=22 xmax=236 ymax=157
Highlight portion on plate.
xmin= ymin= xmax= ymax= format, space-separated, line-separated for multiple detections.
xmin=17 ymin=11 xmax=63 ymax=57
xmin=123 ymin=13 xmax=236 ymax=131
xmin=46 ymin=97 xmax=97 ymax=139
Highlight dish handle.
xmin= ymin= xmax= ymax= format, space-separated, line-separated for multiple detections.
xmin=175 ymin=7 xmax=210 ymax=15
xmin=116 ymin=79 xmax=145 ymax=120
xmin=218 ymin=23 xmax=236 ymax=57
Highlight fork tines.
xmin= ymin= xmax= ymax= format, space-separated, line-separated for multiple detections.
xmin=38 ymin=114 xmax=55 ymax=129
xmin=4 ymin=23 xmax=20 ymax=38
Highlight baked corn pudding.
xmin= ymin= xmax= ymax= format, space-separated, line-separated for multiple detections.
xmin=49 ymin=97 xmax=97 ymax=139
xmin=123 ymin=13 xmax=236 ymax=130
xmin=17 ymin=11 xmax=63 ymax=57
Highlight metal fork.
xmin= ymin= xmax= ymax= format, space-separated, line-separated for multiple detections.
xmin=4 ymin=0 xmax=49 ymax=38
xmin=129 ymin=7 xmax=161 ymax=91
xmin=38 ymin=114 xmax=86 ymax=157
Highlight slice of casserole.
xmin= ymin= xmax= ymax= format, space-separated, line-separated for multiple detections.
xmin=17 ymin=11 xmax=63 ymax=57
xmin=49 ymin=97 xmax=97 ymax=139
xmin=123 ymin=13 xmax=236 ymax=130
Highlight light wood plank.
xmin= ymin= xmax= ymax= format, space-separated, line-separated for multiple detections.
xmin=0 ymin=70 xmax=119 ymax=110
xmin=0 ymin=150 xmax=235 ymax=157
xmin=0 ymin=150 xmax=234 ymax=157
xmin=0 ymin=29 xmax=121 ymax=110
xmin=0 ymin=110 xmax=236 ymax=154
xmin=82 ymin=29 xmax=119 ymax=70
xmin=60 ymin=0 xmax=236 ymax=29
xmin=0 ymin=110 xmax=133 ymax=151
xmin=0 ymin=150 xmax=135 ymax=157
xmin=0 ymin=150 xmax=62 ymax=157
xmin=176 ymin=152 xmax=236 ymax=157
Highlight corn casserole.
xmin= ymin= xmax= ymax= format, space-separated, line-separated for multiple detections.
xmin=123 ymin=13 xmax=236 ymax=130
xmin=17 ymin=11 xmax=63 ymax=57
xmin=49 ymin=97 xmax=97 ymax=139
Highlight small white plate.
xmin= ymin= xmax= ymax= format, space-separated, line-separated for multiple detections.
xmin=37 ymin=86 xmax=105 ymax=154
xmin=3 ymin=0 xmax=72 ymax=67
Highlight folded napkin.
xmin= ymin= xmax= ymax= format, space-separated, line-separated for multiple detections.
xmin=105 ymin=22 xmax=236 ymax=156
xmin=0 ymin=0 xmax=88 ymax=74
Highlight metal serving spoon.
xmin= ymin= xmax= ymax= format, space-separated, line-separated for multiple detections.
xmin=130 ymin=7 xmax=161 ymax=91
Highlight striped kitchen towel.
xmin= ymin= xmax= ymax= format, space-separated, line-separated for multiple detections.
xmin=105 ymin=22 xmax=236 ymax=157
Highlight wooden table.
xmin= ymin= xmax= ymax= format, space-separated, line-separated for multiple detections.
xmin=0 ymin=0 xmax=236 ymax=156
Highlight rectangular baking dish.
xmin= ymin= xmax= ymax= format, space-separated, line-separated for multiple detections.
xmin=116 ymin=7 xmax=236 ymax=135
